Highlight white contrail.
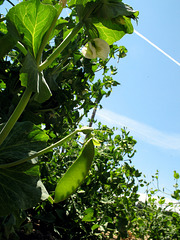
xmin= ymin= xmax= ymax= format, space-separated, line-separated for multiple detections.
xmin=96 ymin=109 xmax=180 ymax=150
xmin=134 ymin=30 xmax=180 ymax=67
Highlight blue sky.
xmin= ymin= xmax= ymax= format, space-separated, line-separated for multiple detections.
xmin=95 ymin=0 xmax=180 ymax=195
xmin=1 ymin=0 xmax=179 ymax=196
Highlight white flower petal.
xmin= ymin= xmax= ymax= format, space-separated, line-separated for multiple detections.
xmin=81 ymin=42 xmax=97 ymax=59
xmin=81 ymin=38 xmax=110 ymax=60
xmin=93 ymin=38 xmax=110 ymax=61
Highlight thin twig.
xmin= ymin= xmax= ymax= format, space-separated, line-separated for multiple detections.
xmin=89 ymin=99 xmax=99 ymax=127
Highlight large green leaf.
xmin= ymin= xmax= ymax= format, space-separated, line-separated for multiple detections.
xmin=0 ymin=121 xmax=49 ymax=165
xmin=0 ymin=121 xmax=49 ymax=216
xmin=76 ymin=0 xmax=137 ymax=45
xmin=0 ymin=162 xmax=49 ymax=216
xmin=92 ymin=18 xmax=133 ymax=45
xmin=20 ymin=52 xmax=52 ymax=103
xmin=92 ymin=0 xmax=138 ymax=20
xmin=6 ymin=0 xmax=57 ymax=57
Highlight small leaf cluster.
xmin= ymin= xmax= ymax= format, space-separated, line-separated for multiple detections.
xmin=131 ymin=171 xmax=180 ymax=240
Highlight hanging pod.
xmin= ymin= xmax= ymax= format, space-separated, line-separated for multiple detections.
xmin=54 ymin=138 xmax=94 ymax=203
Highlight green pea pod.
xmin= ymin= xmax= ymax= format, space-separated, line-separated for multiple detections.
xmin=54 ymin=138 xmax=94 ymax=203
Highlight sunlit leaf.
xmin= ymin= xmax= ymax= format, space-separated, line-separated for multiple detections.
xmin=82 ymin=208 xmax=96 ymax=222
xmin=92 ymin=18 xmax=133 ymax=45
xmin=6 ymin=0 xmax=57 ymax=57
xmin=174 ymin=171 xmax=180 ymax=180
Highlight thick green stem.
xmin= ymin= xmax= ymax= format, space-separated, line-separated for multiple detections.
xmin=0 ymin=127 xmax=93 ymax=168
xmin=0 ymin=128 xmax=80 ymax=168
xmin=36 ymin=5 xmax=63 ymax=65
xmin=38 ymin=21 xmax=83 ymax=72
xmin=0 ymin=88 xmax=32 ymax=145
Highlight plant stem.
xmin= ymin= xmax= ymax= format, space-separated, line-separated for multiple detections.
xmin=89 ymin=99 xmax=99 ymax=127
xmin=51 ymin=53 xmax=70 ymax=75
xmin=38 ymin=1 xmax=99 ymax=71
xmin=16 ymin=41 xmax=27 ymax=55
xmin=0 ymin=126 xmax=93 ymax=168
xmin=36 ymin=5 xmax=63 ymax=65
xmin=0 ymin=128 xmax=79 ymax=168
xmin=38 ymin=21 xmax=83 ymax=71
xmin=0 ymin=88 xmax=32 ymax=146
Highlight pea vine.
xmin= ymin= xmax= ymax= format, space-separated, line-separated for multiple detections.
xmin=0 ymin=0 xmax=138 ymax=216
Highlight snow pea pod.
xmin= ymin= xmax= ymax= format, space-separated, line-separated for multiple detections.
xmin=54 ymin=138 xmax=94 ymax=203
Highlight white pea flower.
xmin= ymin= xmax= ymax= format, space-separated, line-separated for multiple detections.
xmin=81 ymin=38 xmax=110 ymax=61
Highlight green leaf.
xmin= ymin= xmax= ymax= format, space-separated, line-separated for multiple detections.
xmin=20 ymin=52 xmax=52 ymax=103
xmin=82 ymin=208 xmax=96 ymax=222
xmin=84 ymin=0 xmax=137 ymax=45
xmin=171 ymin=190 xmax=180 ymax=200
xmin=174 ymin=171 xmax=180 ymax=180
xmin=0 ymin=22 xmax=17 ymax=58
xmin=0 ymin=121 xmax=49 ymax=216
xmin=92 ymin=138 xmax=101 ymax=146
xmin=92 ymin=18 xmax=131 ymax=45
xmin=54 ymin=138 xmax=94 ymax=203
xmin=0 ymin=22 xmax=7 ymax=34
xmin=6 ymin=0 xmax=57 ymax=57
xmin=0 ymin=33 xmax=17 ymax=58
xmin=0 ymin=121 xmax=49 ymax=165
xmin=0 ymin=162 xmax=49 ymax=216
xmin=0 ymin=0 xmax=5 ymax=5
xmin=158 ymin=197 xmax=165 ymax=205
xmin=92 ymin=0 xmax=138 ymax=20
xmin=0 ymin=79 xmax=6 ymax=91
xmin=91 ymin=224 xmax=100 ymax=231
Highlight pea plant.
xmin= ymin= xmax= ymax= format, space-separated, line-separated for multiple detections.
xmin=0 ymin=0 xmax=138 ymax=219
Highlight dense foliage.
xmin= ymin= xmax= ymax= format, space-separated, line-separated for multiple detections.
xmin=0 ymin=0 xmax=179 ymax=239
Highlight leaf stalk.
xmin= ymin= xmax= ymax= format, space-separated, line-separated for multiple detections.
xmin=0 ymin=88 xmax=32 ymax=145
xmin=38 ymin=21 xmax=83 ymax=71
xmin=16 ymin=41 xmax=27 ymax=55
xmin=0 ymin=127 xmax=93 ymax=168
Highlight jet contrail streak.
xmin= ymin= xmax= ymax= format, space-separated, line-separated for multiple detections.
xmin=134 ymin=30 xmax=180 ymax=67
